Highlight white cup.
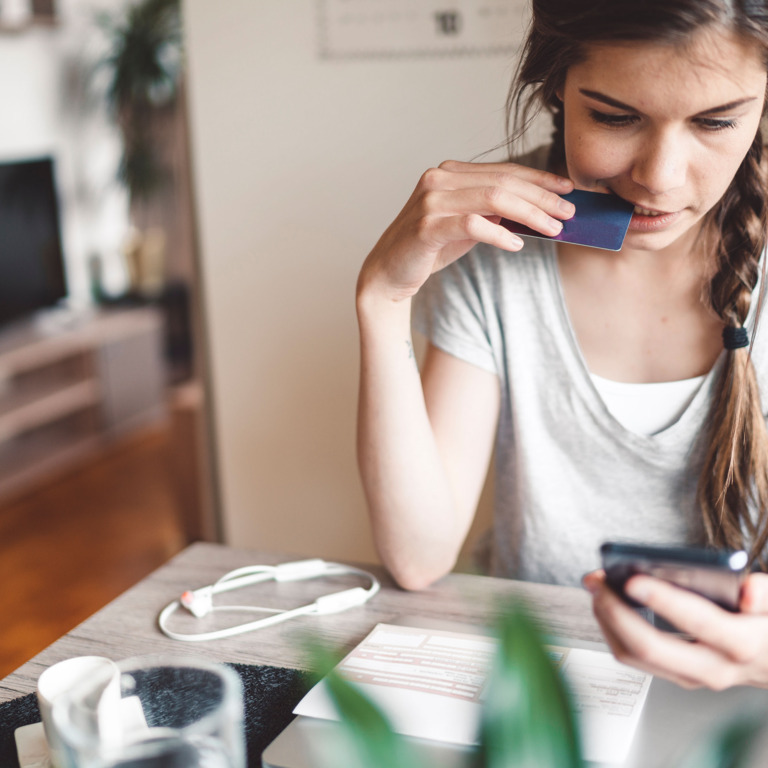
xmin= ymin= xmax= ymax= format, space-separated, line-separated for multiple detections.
xmin=36 ymin=656 xmax=118 ymax=768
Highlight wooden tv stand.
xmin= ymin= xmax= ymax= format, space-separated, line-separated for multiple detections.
xmin=0 ymin=307 xmax=166 ymax=501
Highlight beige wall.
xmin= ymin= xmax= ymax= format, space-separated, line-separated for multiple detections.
xmin=183 ymin=1 xmax=527 ymax=564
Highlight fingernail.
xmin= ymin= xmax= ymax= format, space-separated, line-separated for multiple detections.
xmin=548 ymin=219 xmax=563 ymax=234
xmin=559 ymin=199 xmax=575 ymax=217
xmin=509 ymin=235 xmax=524 ymax=249
xmin=557 ymin=176 xmax=572 ymax=187
xmin=583 ymin=578 xmax=599 ymax=595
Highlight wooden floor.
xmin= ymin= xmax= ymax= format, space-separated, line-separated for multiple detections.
xmin=0 ymin=426 xmax=187 ymax=679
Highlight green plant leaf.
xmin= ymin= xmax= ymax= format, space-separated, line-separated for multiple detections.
xmin=97 ymin=0 xmax=182 ymax=113
xmin=323 ymin=669 xmax=424 ymax=768
xmin=480 ymin=600 xmax=584 ymax=768
xmin=306 ymin=643 xmax=423 ymax=768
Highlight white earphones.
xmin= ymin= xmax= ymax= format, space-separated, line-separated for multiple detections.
xmin=158 ymin=559 xmax=380 ymax=642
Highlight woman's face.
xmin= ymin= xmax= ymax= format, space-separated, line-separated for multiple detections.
xmin=560 ymin=27 xmax=767 ymax=253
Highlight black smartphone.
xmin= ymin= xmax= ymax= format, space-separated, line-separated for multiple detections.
xmin=600 ymin=542 xmax=749 ymax=630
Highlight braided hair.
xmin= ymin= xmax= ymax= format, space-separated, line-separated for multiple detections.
xmin=699 ymin=134 xmax=768 ymax=562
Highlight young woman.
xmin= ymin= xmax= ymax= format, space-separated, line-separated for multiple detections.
xmin=356 ymin=0 xmax=768 ymax=689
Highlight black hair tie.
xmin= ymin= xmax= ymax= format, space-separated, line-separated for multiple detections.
xmin=723 ymin=325 xmax=749 ymax=350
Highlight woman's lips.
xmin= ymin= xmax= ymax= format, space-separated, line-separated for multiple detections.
xmin=629 ymin=212 xmax=681 ymax=232
xmin=615 ymin=198 xmax=684 ymax=232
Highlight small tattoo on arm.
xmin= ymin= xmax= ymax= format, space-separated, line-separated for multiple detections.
xmin=405 ymin=339 xmax=418 ymax=370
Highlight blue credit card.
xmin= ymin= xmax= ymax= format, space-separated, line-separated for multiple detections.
xmin=501 ymin=189 xmax=634 ymax=251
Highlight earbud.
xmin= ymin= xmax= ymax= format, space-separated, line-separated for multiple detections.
xmin=180 ymin=587 xmax=213 ymax=618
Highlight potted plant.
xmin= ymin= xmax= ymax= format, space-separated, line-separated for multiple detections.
xmin=96 ymin=0 xmax=182 ymax=206
xmin=94 ymin=0 xmax=183 ymax=299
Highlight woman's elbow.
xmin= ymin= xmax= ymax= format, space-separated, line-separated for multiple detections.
xmin=384 ymin=556 xmax=454 ymax=591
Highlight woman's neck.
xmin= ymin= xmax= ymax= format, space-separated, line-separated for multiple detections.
xmin=555 ymin=233 xmax=723 ymax=383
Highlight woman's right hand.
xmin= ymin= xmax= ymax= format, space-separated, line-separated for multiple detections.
xmin=584 ymin=570 xmax=768 ymax=690
xmin=357 ymin=159 xmax=575 ymax=303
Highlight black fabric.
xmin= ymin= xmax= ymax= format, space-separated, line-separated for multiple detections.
xmin=232 ymin=663 xmax=311 ymax=765
xmin=0 ymin=662 xmax=310 ymax=768
xmin=0 ymin=692 xmax=40 ymax=767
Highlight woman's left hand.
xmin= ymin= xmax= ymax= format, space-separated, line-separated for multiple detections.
xmin=583 ymin=569 xmax=768 ymax=689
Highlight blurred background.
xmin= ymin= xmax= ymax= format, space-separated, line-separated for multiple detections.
xmin=0 ymin=0 xmax=530 ymax=676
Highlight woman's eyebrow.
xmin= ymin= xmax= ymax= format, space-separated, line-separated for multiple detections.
xmin=579 ymin=89 xmax=636 ymax=111
xmin=579 ymin=88 xmax=757 ymax=116
xmin=696 ymin=97 xmax=758 ymax=115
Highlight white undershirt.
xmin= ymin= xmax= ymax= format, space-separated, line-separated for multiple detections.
xmin=590 ymin=372 xmax=706 ymax=436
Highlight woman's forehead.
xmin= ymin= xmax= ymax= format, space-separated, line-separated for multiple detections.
xmin=566 ymin=29 xmax=767 ymax=113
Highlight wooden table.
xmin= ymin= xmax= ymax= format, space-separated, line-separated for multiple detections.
xmin=6 ymin=542 xmax=767 ymax=768
xmin=0 ymin=541 xmax=601 ymax=704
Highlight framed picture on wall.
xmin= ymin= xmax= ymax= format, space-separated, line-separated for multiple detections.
xmin=317 ymin=0 xmax=526 ymax=58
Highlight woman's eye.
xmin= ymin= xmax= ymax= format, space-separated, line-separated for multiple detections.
xmin=588 ymin=110 xmax=638 ymax=127
xmin=695 ymin=117 xmax=738 ymax=132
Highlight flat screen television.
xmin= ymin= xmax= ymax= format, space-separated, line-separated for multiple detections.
xmin=0 ymin=156 xmax=67 ymax=328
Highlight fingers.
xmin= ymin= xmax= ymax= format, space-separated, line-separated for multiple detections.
xmin=582 ymin=569 xmax=605 ymax=592
xmin=624 ymin=576 xmax=755 ymax=665
xmin=420 ymin=185 xmax=570 ymax=239
xmin=419 ymin=212 xmax=526 ymax=256
xmin=588 ymin=576 xmax=732 ymax=688
xmin=423 ymin=164 xmax=575 ymax=215
xmin=437 ymin=159 xmax=574 ymax=195
xmin=741 ymin=573 xmax=768 ymax=614
xmin=415 ymin=167 xmax=576 ymax=236
xmin=588 ymin=574 xmax=768 ymax=689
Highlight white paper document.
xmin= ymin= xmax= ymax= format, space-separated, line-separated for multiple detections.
xmin=547 ymin=645 xmax=651 ymax=764
xmin=294 ymin=622 xmax=651 ymax=765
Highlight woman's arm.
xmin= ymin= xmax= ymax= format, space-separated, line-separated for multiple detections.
xmin=584 ymin=570 xmax=768 ymax=689
xmin=357 ymin=326 xmax=500 ymax=590
xmin=356 ymin=160 xmax=574 ymax=590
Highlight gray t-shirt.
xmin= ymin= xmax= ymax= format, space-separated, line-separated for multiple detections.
xmin=413 ymin=190 xmax=767 ymax=587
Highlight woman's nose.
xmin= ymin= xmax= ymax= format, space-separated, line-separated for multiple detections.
xmin=630 ymin=132 xmax=687 ymax=196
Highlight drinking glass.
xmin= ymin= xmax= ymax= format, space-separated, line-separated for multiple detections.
xmin=51 ymin=655 xmax=245 ymax=768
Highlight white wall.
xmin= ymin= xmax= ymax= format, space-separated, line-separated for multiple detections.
xmin=183 ymin=1 xmax=529 ymax=563
xmin=0 ymin=0 xmax=130 ymax=306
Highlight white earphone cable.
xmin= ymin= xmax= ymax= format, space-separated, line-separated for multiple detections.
xmin=157 ymin=559 xmax=380 ymax=642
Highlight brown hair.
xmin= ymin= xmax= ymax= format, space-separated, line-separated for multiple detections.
xmin=508 ymin=0 xmax=768 ymax=564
